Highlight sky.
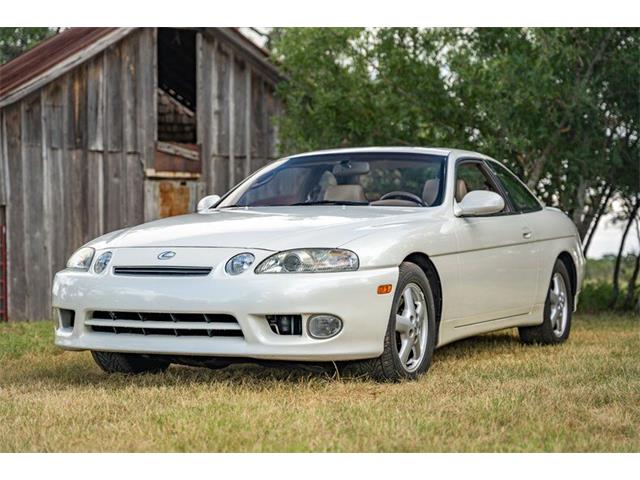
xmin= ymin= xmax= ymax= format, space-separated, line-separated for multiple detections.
xmin=588 ymin=213 xmax=639 ymax=259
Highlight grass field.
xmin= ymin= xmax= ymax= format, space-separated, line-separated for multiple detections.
xmin=0 ymin=314 xmax=638 ymax=452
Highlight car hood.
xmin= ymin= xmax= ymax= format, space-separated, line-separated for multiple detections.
xmin=89 ymin=206 xmax=430 ymax=251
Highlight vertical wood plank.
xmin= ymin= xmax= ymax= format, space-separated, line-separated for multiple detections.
xmin=103 ymin=151 xmax=124 ymax=231
xmin=228 ymin=50 xmax=236 ymax=188
xmin=143 ymin=179 xmax=158 ymax=221
xmin=251 ymin=74 xmax=265 ymax=171
xmin=105 ymin=44 xmax=123 ymax=152
xmin=196 ymin=31 xmax=207 ymax=182
xmin=21 ymin=95 xmax=49 ymax=319
xmin=69 ymin=65 xmax=87 ymax=150
xmin=49 ymin=147 xmax=66 ymax=271
xmin=0 ymin=112 xmax=5 ymax=205
xmin=201 ymin=37 xmax=225 ymax=196
xmin=232 ymin=57 xmax=246 ymax=183
xmin=244 ymin=65 xmax=252 ymax=177
xmin=5 ymin=104 xmax=26 ymax=320
xmin=125 ymin=153 xmax=144 ymax=226
xmin=122 ymin=33 xmax=138 ymax=153
xmin=137 ymin=28 xmax=156 ymax=168
xmin=40 ymin=93 xmax=53 ymax=314
xmin=86 ymin=151 xmax=104 ymax=238
xmin=43 ymin=84 xmax=64 ymax=149
xmin=87 ymin=53 xmax=105 ymax=151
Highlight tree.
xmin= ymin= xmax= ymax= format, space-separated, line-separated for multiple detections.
xmin=0 ymin=27 xmax=56 ymax=65
xmin=432 ymin=28 xmax=639 ymax=245
xmin=271 ymin=28 xmax=466 ymax=153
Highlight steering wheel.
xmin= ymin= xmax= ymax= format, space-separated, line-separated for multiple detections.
xmin=379 ymin=191 xmax=426 ymax=206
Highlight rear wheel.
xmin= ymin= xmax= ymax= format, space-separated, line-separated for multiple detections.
xmin=342 ymin=262 xmax=436 ymax=381
xmin=91 ymin=351 xmax=170 ymax=374
xmin=519 ymin=259 xmax=573 ymax=344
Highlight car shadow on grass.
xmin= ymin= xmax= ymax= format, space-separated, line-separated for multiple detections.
xmin=3 ymin=331 xmax=526 ymax=389
xmin=433 ymin=331 xmax=523 ymax=362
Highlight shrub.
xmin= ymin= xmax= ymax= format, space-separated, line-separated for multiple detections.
xmin=577 ymin=282 xmax=616 ymax=314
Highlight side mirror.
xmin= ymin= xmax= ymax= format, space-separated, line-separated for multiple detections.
xmin=196 ymin=194 xmax=221 ymax=212
xmin=454 ymin=190 xmax=505 ymax=217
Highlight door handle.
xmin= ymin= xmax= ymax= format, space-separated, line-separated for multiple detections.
xmin=522 ymin=228 xmax=532 ymax=240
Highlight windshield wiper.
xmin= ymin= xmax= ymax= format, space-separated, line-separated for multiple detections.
xmin=289 ymin=200 xmax=370 ymax=206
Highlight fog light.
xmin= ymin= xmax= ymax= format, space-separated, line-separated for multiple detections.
xmin=308 ymin=314 xmax=343 ymax=339
xmin=93 ymin=251 xmax=112 ymax=274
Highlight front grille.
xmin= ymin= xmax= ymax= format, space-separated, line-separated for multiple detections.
xmin=87 ymin=311 xmax=243 ymax=337
xmin=113 ymin=266 xmax=213 ymax=276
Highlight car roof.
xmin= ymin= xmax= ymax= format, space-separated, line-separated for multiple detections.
xmin=287 ymin=146 xmax=491 ymax=161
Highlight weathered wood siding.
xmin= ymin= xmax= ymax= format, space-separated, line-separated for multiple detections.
xmin=0 ymin=27 xmax=281 ymax=321
xmin=197 ymin=31 xmax=280 ymax=197
xmin=0 ymin=29 xmax=155 ymax=320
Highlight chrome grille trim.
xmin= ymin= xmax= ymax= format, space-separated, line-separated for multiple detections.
xmin=113 ymin=266 xmax=213 ymax=276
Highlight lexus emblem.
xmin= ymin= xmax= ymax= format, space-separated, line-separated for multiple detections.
xmin=157 ymin=251 xmax=176 ymax=260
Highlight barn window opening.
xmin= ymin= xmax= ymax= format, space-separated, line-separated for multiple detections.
xmin=157 ymin=28 xmax=197 ymax=144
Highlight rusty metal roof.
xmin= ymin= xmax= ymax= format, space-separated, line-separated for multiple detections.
xmin=0 ymin=27 xmax=279 ymax=108
xmin=0 ymin=28 xmax=117 ymax=99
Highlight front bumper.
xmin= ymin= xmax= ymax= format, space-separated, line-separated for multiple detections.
xmin=53 ymin=247 xmax=398 ymax=361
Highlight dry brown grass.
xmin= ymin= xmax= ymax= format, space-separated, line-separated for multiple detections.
xmin=0 ymin=314 xmax=638 ymax=452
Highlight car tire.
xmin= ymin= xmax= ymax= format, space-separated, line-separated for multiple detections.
xmin=342 ymin=262 xmax=437 ymax=382
xmin=91 ymin=351 xmax=170 ymax=374
xmin=519 ymin=259 xmax=573 ymax=345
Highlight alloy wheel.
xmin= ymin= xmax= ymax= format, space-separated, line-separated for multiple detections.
xmin=549 ymin=272 xmax=568 ymax=337
xmin=395 ymin=283 xmax=429 ymax=372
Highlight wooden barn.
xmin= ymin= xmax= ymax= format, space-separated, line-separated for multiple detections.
xmin=0 ymin=27 xmax=282 ymax=321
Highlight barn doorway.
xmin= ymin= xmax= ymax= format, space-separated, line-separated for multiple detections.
xmin=150 ymin=28 xmax=202 ymax=221
xmin=0 ymin=206 xmax=7 ymax=322
xmin=157 ymin=28 xmax=197 ymax=144
xmin=155 ymin=28 xmax=200 ymax=175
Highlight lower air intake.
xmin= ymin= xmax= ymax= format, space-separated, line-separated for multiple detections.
xmin=87 ymin=311 xmax=243 ymax=338
xmin=266 ymin=315 xmax=303 ymax=335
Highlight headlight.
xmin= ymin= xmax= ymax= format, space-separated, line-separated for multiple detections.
xmin=255 ymin=249 xmax=359 ymax=274
xmin=93 ymin=251 xmax=112 ymax=274
xmin=225 ymin=252 xmax=255 ymax=275
xmin=66 ymin=247 xmax=95 ymax=271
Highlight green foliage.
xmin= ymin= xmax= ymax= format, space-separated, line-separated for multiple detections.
xmin=577 ymin=282 xmax=616 ymax=314
xmin=271 ymin=28 xmax=464 ymax=152
xmin=578 ymin=256 xmax=639 ymax=313
xmin=585 ymin=255 xmax=637 ymax=285
xmin=0 ymin=27 xmax=55 ymax=65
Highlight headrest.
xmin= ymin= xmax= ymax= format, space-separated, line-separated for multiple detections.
xmin=323 ymin=184 xmax=368 ymax=203
xmin=455 ymin=179 xmax=468 ymax=202
xmin=422 ymin=179 xmax=440 ymax=206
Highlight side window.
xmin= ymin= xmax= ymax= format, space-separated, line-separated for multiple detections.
xmin=455 ymin=162 xmax=507 ymax=213
xmin=487 ymin=161 xmax=542 ymax=213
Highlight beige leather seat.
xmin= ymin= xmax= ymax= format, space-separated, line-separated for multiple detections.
xmin=422 ymin=179 xmax=440 ymax=206
xmin=323 ymin=184 xmax=368 ymax=203
xmin=455 ymin=179 xmax=468 ymax=202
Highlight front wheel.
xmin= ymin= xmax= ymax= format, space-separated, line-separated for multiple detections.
xmin=342 ymin=262 xmax=436 ymax=381
xmin=519 ymin=259 xmax=573 ymax=344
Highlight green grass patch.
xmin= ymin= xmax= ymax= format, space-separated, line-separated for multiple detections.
xmin=0 ymin=315 xmax=638 ymax=452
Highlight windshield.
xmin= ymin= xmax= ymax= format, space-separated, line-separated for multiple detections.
xmin=217 ymin=152 xmax=447 ymax=208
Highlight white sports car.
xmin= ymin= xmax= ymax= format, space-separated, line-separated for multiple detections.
xmin=53 ymin=147 xmax=584 ymax=381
